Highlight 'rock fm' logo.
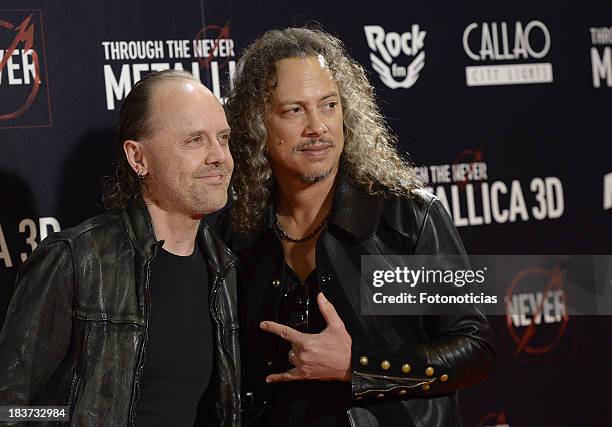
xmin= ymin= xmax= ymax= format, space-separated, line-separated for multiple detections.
xmin=0 ymin=10 xmax=51 ymax=128
xmin=364 ymin=25 xmax=426 ymax=89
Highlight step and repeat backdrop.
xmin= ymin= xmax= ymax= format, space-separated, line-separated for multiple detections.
xmin=1 ymin=1 xmax=611 ymax=426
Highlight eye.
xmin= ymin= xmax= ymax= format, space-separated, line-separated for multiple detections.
xmin=283 ymin=106 xmax=303 ymax=115
xmin=188 ymin=136 xmax=202 ymax=145
xmin=324 ymin=101 xmax=338 ymax=110
xmin=219 ymin=133 xmax=230 ymax=145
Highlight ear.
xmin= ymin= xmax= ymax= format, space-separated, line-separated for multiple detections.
xmin=123 ymin=139 xmax=147 ymax=177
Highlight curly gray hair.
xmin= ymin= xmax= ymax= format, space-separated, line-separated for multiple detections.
xmin=226 ymin=27 xmax=421 ymax=233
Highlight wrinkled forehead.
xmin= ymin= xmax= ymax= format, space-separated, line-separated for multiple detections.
xmin=148 ymin=79 xmax=227 ymax=132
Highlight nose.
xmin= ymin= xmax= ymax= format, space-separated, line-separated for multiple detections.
xmin=205 ymin=138 xmax=228 ymax=166
xmin=304 ymin=110 xmax=328 ymax=138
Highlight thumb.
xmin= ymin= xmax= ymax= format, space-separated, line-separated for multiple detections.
xmin=318 ymin=292 xmax=343 ymax=329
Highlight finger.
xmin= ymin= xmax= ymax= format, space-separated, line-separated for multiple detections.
xmin=288 ymin=349 xmax=297 ymax=366
xmin=317 ymin=292 xmax=344 ymax=329
xmin=266 ymin=368 xmax=304 ymax=383
xmin=260 ymin=321 xmax=304 ymax=344
xmin=288 ymin=346 xmax=305 ymax=368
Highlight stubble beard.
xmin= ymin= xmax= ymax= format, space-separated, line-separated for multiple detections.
xmin=187 ymin=165 xmax=231 ymax=216
xmin=147 ymin=174 xmax=229 ymax=218
xmin=187 ymin=180 xmax=229 ymax=217
xmin=299 ymin=165 xmax=335 ymax=184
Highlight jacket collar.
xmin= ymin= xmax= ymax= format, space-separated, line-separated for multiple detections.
xmin=124 ymin=197 xmax=237 ymax=274
xmin=263 ymin=168 xmax=384 ymax=242
xmin=198 ymin=218 xmax=238 ymax=276
xmin=124 ymin=197 xmax=159 ymax=259
xmin=328 ymin=169 xmax=384 ymax=241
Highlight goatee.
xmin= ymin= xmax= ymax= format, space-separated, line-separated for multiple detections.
xmin=299 ymin=165 xmax=335 ymax=184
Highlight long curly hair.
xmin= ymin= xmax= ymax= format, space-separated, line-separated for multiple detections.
xmin=226 ymin=27 xmax=422 ymax=233
xmin=102 ymin=69 xmax=199 ymax=210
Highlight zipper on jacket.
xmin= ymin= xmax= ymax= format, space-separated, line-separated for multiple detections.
xmin=211 ymin=260 xmax=238 ymax=375
xmin=126 ymin=241 xmax=237 ymax=424
xmin=128 ymin=243 xmax=160 ymax=425
xmin=210 ymin=260 xmax=240 ymax=424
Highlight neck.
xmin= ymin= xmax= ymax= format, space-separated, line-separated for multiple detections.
xmin=276 ymin=168 xmax=338 ymax=224
xmin=143 ymin=196 xmax=200 ymax=256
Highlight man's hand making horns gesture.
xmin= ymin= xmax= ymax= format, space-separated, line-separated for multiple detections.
xmin=260 ymin=292 xmax=352 ymax=383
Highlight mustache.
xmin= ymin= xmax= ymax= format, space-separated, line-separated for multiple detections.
xmin=192 ymin=165 xmax=231 ymax=178
xmin=293 ymin=138 xmax=335 ymax=153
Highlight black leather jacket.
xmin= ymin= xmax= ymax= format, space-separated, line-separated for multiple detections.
xmin=0 ymin=199 xmax=241 ymax=426
xmin=226 ymin=173 xmax=494 ymax=427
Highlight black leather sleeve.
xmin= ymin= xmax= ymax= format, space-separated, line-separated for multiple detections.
xmin=350 ymin=198 xmax=495 ymax=400
xmin=0 ymin=238 xmax=74 ymax=406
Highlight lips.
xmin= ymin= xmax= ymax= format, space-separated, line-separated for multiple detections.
xmin=298 ymin=143 xmax=334 ymax=158
xmin=196 ymin=174 xmax=227 ymax=183
xmin=299 ymin=144 xmax=332 ymax=152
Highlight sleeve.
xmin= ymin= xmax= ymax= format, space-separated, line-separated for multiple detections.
xmin=349 ymin=198 xmax=495 ymax=400
xmin=0 ymin=239 xmax=75 ymax=406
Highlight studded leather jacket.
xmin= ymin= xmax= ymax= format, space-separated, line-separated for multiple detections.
xmin=0 ymin=199 xmax=241 ymax=426
xmin=223 ymin=172 xmax=495 ymax=427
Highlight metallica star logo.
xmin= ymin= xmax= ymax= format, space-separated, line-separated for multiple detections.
xmin=502 ymin=262 xmax=575 ymax=365
xmin=0 ymin=10 xmax=51 ymax=128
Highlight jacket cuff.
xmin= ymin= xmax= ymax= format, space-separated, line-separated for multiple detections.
xmin=349 ymin=344 xmax=450 ymax=400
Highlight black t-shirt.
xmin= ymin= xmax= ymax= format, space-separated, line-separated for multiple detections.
xmin=135 ymin=244 xmax=213 ymax=427
xmin=266 ymin=264 xmax=351 ymax=427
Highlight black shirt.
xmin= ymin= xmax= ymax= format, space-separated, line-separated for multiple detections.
xmin=135 ymin=244 xmax=213 ymax=427
xmin=266 ymin=264 xmax=351 ymax=427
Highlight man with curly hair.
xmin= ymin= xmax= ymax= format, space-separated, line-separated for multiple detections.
xmin=223 ymin=28 xmax=494 ymax=427
xmin=0 ymin=70 xmax=240 ymax=426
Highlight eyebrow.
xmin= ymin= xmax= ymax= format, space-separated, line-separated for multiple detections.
xmin=185 ymin=127 xmax=231 ymax=139
xmin=277 ymin=92 xmax=339 ymax=106
xmin=217 ymin=127 xmax=231 ymax=136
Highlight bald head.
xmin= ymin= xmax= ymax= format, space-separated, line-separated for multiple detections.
xmin=147 ymin=78 xmax=223 ymax=138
